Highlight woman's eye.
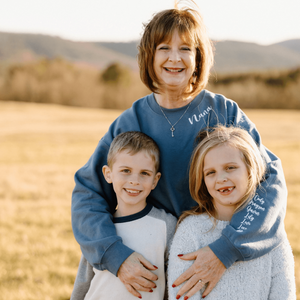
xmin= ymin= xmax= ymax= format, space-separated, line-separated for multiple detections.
xmin=158 ymin=46 xmax=169 ymax=50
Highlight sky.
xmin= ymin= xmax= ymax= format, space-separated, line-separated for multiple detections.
xmin=0 ymin=0 xmax=299 ymax=45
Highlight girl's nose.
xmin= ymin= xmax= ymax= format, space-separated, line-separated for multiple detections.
xmin=217 ymin=174 xmax=228 ymax=183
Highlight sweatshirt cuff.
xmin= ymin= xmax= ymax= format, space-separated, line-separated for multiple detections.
xmin=101 ymin=240 xmax=134 ymax=276
xmin=209 ymin=235 xmax=243 ymax=269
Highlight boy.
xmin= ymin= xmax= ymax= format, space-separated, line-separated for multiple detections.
xmin=71 ymin=131 xmax=177 ymax=300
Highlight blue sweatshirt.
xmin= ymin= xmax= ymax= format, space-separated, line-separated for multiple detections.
xmin=71 ymin=90 xmax=287 ymax=275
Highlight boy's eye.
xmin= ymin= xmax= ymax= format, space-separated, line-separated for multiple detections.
xmin=121 ymin=169 xmax=130 ymax=173
xmin=141 ymin=171 xmax=151 ymax=176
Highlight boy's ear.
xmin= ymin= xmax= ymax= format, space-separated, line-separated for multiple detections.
xmin=152 ymin=172 xmax=161 ymax=190
xmin=102 ymin=165 xmax=112 ymax=183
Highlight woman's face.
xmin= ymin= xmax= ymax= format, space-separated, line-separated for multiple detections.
xmin=153 ymin=30 xmax=196 ymax=93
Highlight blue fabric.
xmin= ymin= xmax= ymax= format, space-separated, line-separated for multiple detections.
xmin=71 ymin=90 xmax=287 ymax=274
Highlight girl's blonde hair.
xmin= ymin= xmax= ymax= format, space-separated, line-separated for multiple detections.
xmin=138 ymin=0 xmax=214 ymax=99
xmin=179 ymin=125 xmax=266 ymax=223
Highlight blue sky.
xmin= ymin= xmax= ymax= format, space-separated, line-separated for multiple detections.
xmin=1 ymin=0 xmax=299 ymax=45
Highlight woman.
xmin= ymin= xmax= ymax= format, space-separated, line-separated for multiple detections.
xmin=71 ymin=2 xmax=287 ymax=299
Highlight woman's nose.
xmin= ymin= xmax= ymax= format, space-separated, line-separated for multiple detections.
xmin=168 ymin=50 xmax=181 ymax=62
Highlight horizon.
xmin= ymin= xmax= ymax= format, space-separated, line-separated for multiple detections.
xmin=1 ymin=30 xmax=299 ymax=47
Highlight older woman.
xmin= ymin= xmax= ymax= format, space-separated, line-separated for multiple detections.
xmin=71 ymin=2 xmax=287 ymax=300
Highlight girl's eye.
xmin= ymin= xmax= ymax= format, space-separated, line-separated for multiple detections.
xmin=206 ymin=171 xmax=215 ymax=176
xmin=181 ymin=47 xmax=191 ymax=51
xmin=227 ymin=166 xmax=236 ymax=171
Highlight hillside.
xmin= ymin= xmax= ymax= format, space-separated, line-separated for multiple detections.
xmin=0 ymin=32 xmax=138 ymax=70
xmin=0 ymin=31 xmax=300 ymax=73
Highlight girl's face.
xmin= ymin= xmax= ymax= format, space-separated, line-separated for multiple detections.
xmin=203 ymin=144 xmax=249 ymax=221
xmin=153 ymin=29 xmax=196 ymax=93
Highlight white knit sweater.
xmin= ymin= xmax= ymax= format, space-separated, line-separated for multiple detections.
xmin=168 ymin=214 xmax=296 ymax=300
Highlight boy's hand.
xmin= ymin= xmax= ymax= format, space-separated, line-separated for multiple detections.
xmin=117 ymin=252 xmax=158 ymax=298
xmin=172 ymin=246 xmax=226 ymax=299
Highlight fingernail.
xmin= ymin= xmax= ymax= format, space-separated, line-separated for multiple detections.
xmin=153 ymin=265 xmax=158 ymax=269
xmin=138 ymin=297 xmax=142 ymax=299
xmin=202 ymin=296 xmax=206 ymax=299
xmin=177 ymin=254 xmax=183 ymax=257
xmin=172 ymin=284 xmax=176 ymax=288
xmin=184 ymin=297 xmax=189 ymax=300
xmin=153 ymin=285 xmax=157 ymax=289
xmin=176 ymin=295 xmax=181 ymax=300
xmin=149 ymin=289 xmax=153 ymax=293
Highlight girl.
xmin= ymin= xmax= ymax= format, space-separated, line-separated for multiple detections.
xmin=168 ymin=126 xmax=295 ymax=300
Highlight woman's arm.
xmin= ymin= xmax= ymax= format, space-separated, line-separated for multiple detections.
xmin=173 ymin=97 xmax=288 ymax=298
xmin=209 ymin=102 xmax=287 ymax=267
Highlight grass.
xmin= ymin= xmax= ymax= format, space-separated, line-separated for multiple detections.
xmin=0 ymin=101 xmax=299 ymax=299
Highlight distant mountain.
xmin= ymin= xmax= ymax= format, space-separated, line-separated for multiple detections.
xmin=0 ymin=31 xmax=300 ymax=73
xmin=0 ymin=32 xmax=138 ymax=70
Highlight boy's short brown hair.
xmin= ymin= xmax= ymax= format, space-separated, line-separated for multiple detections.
xmin=107 ymin=131 xmax=160 ymax=172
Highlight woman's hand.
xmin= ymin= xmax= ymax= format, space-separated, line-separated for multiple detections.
xmin=172 ymin=246 xmax=226 ymax=299
xmin=117 ymin=252 xmax=158 ymax=298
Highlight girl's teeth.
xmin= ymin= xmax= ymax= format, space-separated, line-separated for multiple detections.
xmin=220 ymin=187 xmax=234 ymax=192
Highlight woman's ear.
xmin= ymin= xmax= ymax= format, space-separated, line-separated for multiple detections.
xmin=152 ymin=172 xmax=161 ymax=190
xmin=102 ymin=165 xmax=112 ymax=183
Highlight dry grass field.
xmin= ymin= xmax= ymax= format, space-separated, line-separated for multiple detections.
xmin=0 ymin=101 xmax=299 ymax=299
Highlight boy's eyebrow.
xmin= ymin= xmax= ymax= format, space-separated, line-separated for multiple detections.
xmin=118 ymin=166 xmax=154 ymax=173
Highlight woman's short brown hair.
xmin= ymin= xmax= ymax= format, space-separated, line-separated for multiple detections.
xmin=138 ymin=3 xmax=214 ymax=98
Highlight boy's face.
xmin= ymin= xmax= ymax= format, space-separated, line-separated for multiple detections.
xmin=103 ymin=150 xmax=161 ymax=217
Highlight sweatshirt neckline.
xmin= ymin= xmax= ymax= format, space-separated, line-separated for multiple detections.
xmin=147 ymin=90 xmax=206 ymax=115
xmin=113 ymin=203 xmax=153 ymax=223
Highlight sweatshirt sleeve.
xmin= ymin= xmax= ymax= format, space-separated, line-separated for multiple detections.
xmin=71 ymin=109 xmax=141 ymax=275
xmin=209 ymin=99 xmax=288 ymax=268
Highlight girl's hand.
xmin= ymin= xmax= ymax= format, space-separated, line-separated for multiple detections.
xmin=172 ymin=246 xmax=226 ymax=299
xmin=117 ymin=252 xmax=158 ymax=298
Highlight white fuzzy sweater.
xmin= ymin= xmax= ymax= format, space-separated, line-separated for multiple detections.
xmin=168 ymin=214 xmax=296 ymax=300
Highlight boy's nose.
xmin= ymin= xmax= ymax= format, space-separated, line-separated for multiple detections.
xmin=129 ymin=174 xmax=139 ymax=185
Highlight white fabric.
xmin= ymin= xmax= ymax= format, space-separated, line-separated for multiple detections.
xmin=84 ymin=210 xmax=175 ymax=300
xmin=168 ymin=214 xmax=296 ymax=300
